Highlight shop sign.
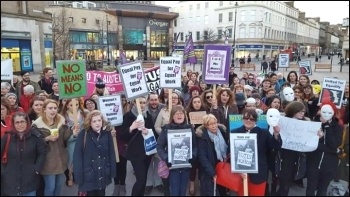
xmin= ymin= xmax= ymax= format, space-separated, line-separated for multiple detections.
xmin=149 ymin=19 xmax=169 ymax=27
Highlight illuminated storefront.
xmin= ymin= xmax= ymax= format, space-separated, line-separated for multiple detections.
xmin=1 ymin=39 xmax=33 ymax=72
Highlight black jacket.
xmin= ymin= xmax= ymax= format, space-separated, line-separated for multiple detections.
xmin=38 ymin=77 xmax=55 ymax=94
xmin=196 ymin=124 xmax=228 ymax=195
xmin=73 ymin=128 xmax=116 ymax=192
xmin=1 ymin=129 xmax=47 ymax=196
xmin=306 ymin=118 xmax=343 ymax=171
xmin=120 ymin=111 xmax=155 ymax=161
xmin=231 ymin=126 xmax=281 ymax=184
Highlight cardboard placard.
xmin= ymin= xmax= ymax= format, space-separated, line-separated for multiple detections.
xmin=188 ymin=111 xmax=207 ymax=125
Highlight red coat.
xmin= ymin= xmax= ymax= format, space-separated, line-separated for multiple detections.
xmin=20 ymin=95 xmax=34 ymax=113
xmin=1 ymin=116 xmax=12 ymax=138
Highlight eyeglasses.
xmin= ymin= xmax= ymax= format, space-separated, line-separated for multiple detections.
xmin=248 ymin=77 xmax=254 ymax=79
xmin=206 ymin=95 xmax=212 ymax=99
xmin=14 ymin=120 xmax=27 ymax=125
xmin=298 ymin=110 xmax=306 ymax=114
xmin=86 ymin=102 xmax=95 ymax=105
xmin=243 ymin=117 xmax=256 ymax=121
xmin=175 ymin=112 xmax=184 ymax=116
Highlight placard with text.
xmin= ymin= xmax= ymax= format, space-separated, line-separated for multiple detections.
xmin=318 ymin=78 xmax=346 ymax=109
xmin=160 ymin=56 xmax=182 ymax=88
xmin=298 ymin=60 xmax=312 ymax=76
xmin=56 ymin=60 xmax=87 ymax=99
xmin=118 ymin=61 xmax=149 ymax=100
xmin=278 ymin=53 xmax=290 ymax=68
xmin=230 ymin=133 xmax=258 ymax=173
xmin=97 ymin=95 xmax=123 ymax=126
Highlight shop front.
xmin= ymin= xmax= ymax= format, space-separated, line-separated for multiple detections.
xmin=1 ymin=39 xmax=33 ymax=73
xmin=149 ymin=19 xmax=170 ymax=60
xmin=236 ymin=44 xmax=263 ymax=59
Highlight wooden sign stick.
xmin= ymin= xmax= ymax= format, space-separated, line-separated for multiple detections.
xmin=112 ymin=134 xmax=120 ymax=163
xmin=168 ymin=89 xmax=173 ymax=112
xmin=71 ymin=99 xmax=79 ymax=127
xmin=135 ymin=98 xmax=142 ymax=115
xmin=243 ymin=173 xmax=248 ymax=196
xmin=212 ymin=84 xmax=217 ymax=100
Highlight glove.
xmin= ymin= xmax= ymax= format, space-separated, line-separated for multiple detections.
xmin=166 ymin=162 xmax=172 ymax=168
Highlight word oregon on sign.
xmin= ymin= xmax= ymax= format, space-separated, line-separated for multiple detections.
xmin=57 ymin=60 xmax=87 ymax=99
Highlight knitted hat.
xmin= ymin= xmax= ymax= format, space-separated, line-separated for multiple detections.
xmin=189 ymin=85 xmax=201 ymax=95
xmin=244 ymin=85 xmax=253 ymax=91
xmin=5 ymin=92 xmax=17 ymax=99
xmin=246 ymin=97 xmax=256 ymax=104
xmin=95 ymin=78 xmax=105 ymax=89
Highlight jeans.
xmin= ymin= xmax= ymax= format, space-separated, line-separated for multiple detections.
xmin=306 ymin=168 xmax=334 ymax=196
xmin=23 ymin=190 xmax=36 ymax=196
xmin=43 ymin=174 xmax=65 ymax=196
xmin=146 ymin=154 xmax=162 ymax=187
xmin=169 ymin=169 xmax=190 ymax=196
xmin=114 ymin=155 xmax=127 ymax=185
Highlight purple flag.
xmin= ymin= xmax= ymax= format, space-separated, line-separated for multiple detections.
xmin=119 ymin=49 xmax=127 ymax=64
xmin=183 ymin=34 xmax=197 ymax=64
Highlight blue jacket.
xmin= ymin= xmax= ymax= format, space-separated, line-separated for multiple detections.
xmin=231 ymin=126 xmax=281 ymax=184
xmin=73 ymin=128 xmax=116 ymax=192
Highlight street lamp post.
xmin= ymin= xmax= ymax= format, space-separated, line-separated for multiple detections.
xmin=106 ymin=14 xmax=110 ymax=65
xmin=232 ymin=2 xmax=238 ymax=67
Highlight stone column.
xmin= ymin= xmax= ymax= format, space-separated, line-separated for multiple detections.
xmin=118 ymin=25 xmax=123 ymax=51
xmin=168 ymin=21 xmax=174 ymax=55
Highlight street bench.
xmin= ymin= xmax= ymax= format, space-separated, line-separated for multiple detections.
xmin=285 ymin=63 xmax=299 ymax=71
xmin=314 ymin=64 xmax=332 ymax=72
xmin=240 ymin=64 xmax=255 ymax=71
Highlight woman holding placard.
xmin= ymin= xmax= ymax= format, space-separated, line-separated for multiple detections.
xmin=157 ymin=105 xmax=197 ymax=196
xmin=210 ymin=88 xmax=239 ymax=128
xmin=196 ymin=114 xmax=229 ymax=196
xmin=32 ymin=99 xmax=74 ymax=196
xmin=60 ymin=98 xmax=89 ymax=186
xmin=120 ymin=96 xmax=155 ymax=196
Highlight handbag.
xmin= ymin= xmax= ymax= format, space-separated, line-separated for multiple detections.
xmin=122 ymin=131 xmax=139 ymax=158
xmin=215 ymin=155 xmax=242 ymax=192
xmin=157 ymin=160 xmax=169 ymax=179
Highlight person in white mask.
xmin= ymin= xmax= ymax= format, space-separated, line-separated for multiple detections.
xmin=306 ymin=101 xmax=343 ymax=196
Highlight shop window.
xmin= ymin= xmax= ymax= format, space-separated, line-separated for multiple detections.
xmin=123 ymin=29 xmax=144 ymax=44
xmin=82 ymin=18 xmax=86 ymax=23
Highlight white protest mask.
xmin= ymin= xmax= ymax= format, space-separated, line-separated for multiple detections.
xmin=283 ymin=87 xmax=295 ymax=102
xmin=267 ymin=108 xmax=281 ymax=135
xmin=320 ymin=105 xmax=334 ymax=121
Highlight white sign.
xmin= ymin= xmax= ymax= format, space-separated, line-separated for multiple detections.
xmin=230 ymin=133 xmax=258 ymax=173
xmin=159 ymin=57 xmax=182 ymax=88
xmin=1 ymin=59 xmax=13 ymax=84
xmin=278 ymin=53 xmax=290 ymax=68
xmin=279 ymin=116 xmax=321 ymax=152
xmin=318 ymin=78 xmax=346 ymax=109
xmin=298 ymin=60 xmax=312 ymax=75
xmin=167 ymin=128 xmax=193 ymax=169
xmin=118 ymin=61 xmax=149 ymax=100
xmin=97 ymin=95 xmax=123 ymax=126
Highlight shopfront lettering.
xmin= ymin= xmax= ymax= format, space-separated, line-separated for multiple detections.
xmin=149 ymin=19 xmax=169 ymax=27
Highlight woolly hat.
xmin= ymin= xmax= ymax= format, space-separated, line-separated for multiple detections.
xmin=235 ymin=93 xmax=246 ymax=106
xmin=95 ymin=78 xmax=105 ymax=89
xmin=189 ymin=85 xmax=201 ymax=95
xmin=5 ymin=92 xmax=17 ymax=98
xmin=244 ymin=85 xmax=253 ymax=91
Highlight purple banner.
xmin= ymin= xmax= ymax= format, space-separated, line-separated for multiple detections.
xmin=183 ymin=34 xmax=197 ymax=64
xmin=202 ymin=45 xmax=231 ymax=84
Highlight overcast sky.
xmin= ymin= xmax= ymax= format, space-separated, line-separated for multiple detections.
xmin=155 ymin=1 xmax=349 ymax=25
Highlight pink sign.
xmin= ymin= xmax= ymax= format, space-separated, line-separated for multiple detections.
xmin=86 ymin=66 xmax=160 ymax=97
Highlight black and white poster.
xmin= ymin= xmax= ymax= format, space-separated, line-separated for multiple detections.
xmin=167 ymin=129 xmax=192 ymax=169
xmin=298 ymin=60 xmax=312 ymax=76
xmin=318 ymin=78 xmax=346 ymax=109
xmin=230 ymin=133 xmax=258 ymax=173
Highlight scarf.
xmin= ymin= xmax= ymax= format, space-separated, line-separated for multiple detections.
xmin=131 ymin=105 xmax=148 ymax=118
xmin=208 ymin=129 xmax=227 ymax=161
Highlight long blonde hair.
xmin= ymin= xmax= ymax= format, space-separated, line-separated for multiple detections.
xmin=41 ymin=99 xmax=62 ymax=128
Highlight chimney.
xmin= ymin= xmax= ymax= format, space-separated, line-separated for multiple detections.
xmin=299 ymin=12 xmax=305 ymax=19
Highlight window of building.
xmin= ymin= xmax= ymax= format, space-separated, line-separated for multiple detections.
xmin=174 ymin=19 xmax=177 ymax=27
xmin=250 ymin=10 xmax=256 ymax=20
xmin=204 ymin=15 xmax=208 ymax=24
xmin=196 ymin=16 xmax=201 ymax=22
xmin=70 ymin=31 xmax=88 ymax=43
xmin=241 ymin=11 xmax=246 ymax=21
xmin=107 ymin=21 xmax=111 ymax=25
xmin=69 ymin=17 xmax=73 ymax=22
xmin=82 ymin=18 xmax=86 ymax=23
xmin=180 ymin=32 xmax=184 ymax=41
xmin=239 ymin=28 xmax=246 ymax=38
xmin=189 ymin=5 xmax=193 ymax=10
xmin=219 ymin=1 xmax=223 ymax=6
xmin=249 ymin=27 xmax=255 ymax=38
xmin=174 ymin=33 xmax=177 ymax=41
xmin=196 ymin=31 xmax=200 ymax=41
xmin=87 ymin=32 xmax=99 ymax=43
xmin=95 ymin=19 xmax=100 ymax=25
xmin=219 ymin=13 xmax=223 ymax=23
xmin=205 ymin=2 xmax=209 ymax=8
xmin=197 ymin=3 xmax=200 ymax=9
xmin=229 ymin=12 xmax=233 ymax=22
xmin=150 ymin=30 xmax=168 ymax=47
xmin=218 ymin=29 xmax=223 ymax=39
xmin=258 ymin=27 xmax=262 ymax=38
xmin=189 ymin=17 xmax=193 ymax=27
xmin=227 ymin=28 xmax=232 ymax=37
xmin=203 ymin=30 xmax=209 ymax=40
xmin=123 ymin=29 xmax=144 ymax=44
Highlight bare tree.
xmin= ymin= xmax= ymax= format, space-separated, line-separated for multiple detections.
xmin=52 ymin=7 xmax=73 ymax=61
xmin=199 ymin=28 xmax=219 ymax=44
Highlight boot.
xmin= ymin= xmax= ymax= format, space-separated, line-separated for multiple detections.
xmin=119 ymin=185 xmax=126 ymax=196
xmin=112 ymin=184 xmax=120 ymax=196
